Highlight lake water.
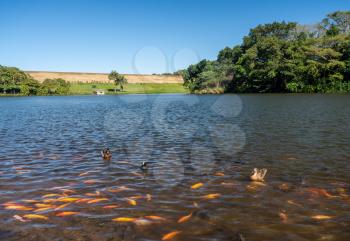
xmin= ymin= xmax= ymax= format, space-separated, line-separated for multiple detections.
xmin=0 ymin=94 xmax=349 ymax=241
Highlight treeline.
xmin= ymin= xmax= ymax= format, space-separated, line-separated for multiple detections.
xmin=0 ymin=65 xmax=70 ymax=95
xmin=183 ymin=11 xmax=350 ymax=93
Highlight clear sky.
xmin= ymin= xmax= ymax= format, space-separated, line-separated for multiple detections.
xmin=0 ymin=0 xmax=349 ymax=74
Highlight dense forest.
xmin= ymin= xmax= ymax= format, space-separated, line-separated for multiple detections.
xmin=0 ymin=65 xmax=70 ymax=95
xmin=183 ymin=11 xmax=350 ymax=93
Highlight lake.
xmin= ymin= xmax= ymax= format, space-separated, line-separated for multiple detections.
xmin=0 ymin=94 xmax=349 ymax=241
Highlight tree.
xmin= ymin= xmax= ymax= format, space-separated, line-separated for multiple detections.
xmin=108 ymin=71 xmax=127 ymax=92
xmin=0 ymin=65 xmax=41 ymax=95
xmin=182 ymin=11 xmax=350 ymax=94
xmin=41 ymin=78 xmax=70 ymax=95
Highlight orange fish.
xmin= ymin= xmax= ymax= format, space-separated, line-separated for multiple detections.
xmin=201 ymin=193 xmax=221 ymax=200
xmin=126 ymin=199 xmax=137 ymax=206
xmin=56 ymin=211 xmax=79 ymax=217
xmin=103 ymin=205 xmax=119 ymax=209
xmin=60 ymin=189 xmax=76 ymax=194
xmin=85 ymin=191 xmax=101 ymax=196
xmin=58 ymin=197 xmax=80 ymax=202
xmin=306 ymin=188 xmax=336 ymax=198
xmin=133 ymin=218 xmax=153 ymax=226
xmin=35 ymin=207 xmax=53 ymax=212
xmin=35 ymin=203 xmax=52 ymax=208
xmin=2 ymin=202 xmax=19 ymax=206
xmin=311 ymin=215 xmax=333 ymax=220
xmin=84 ymin=180 xmax=100 ymax=184
xmin=214 ymin=172 xmax=225 ymax=176
xmin=5 ymin=205 xmax=33 ymax=211
xmin=42 ymin=194 xmax=61 ymax=198
xmin=144 ymin=215 xmax=166 ymax=221
xmin=162 ymin=231 xmax=182 ymax=240
xmin=42 ymin=198 xmax=59 ymax=203
xmin=87 ymin=198 xmax=109 ymax=204
xmin=55 ymin=203 xmax=70 ymax=210
xmin=177 ymin=212 xmax=192 ymax=223
xmin=23 ymin=214 xmax=48 ymax=220
xmin=75 ymin=198 xmax=92 ymax=203
xmin=112 ymin=217 xmax=137 ymax=222
xmin=191 ymin=183 xmax=203 ymax=189
xmin=128 ymin=195 xmax=145 ymax=200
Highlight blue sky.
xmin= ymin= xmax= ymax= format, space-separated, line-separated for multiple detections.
xmin=0 ymin=0 xmax=349 ymax=74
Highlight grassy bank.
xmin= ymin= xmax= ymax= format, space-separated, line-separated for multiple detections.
xmin=69 ymin=83 xmax=188 ymax=95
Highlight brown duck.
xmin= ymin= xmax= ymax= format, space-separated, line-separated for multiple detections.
xmin=101 ymin=148 xmax=112 ymax=161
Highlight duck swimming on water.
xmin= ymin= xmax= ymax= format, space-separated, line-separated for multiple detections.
xmin=101 ymin=148 xmax=112 ymax=161
xmin=140 ymin=161 xmax=149 ymax=171
xmin=250 ymin=168 xmax=267 ymax=182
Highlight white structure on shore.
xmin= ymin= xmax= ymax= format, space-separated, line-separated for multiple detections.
xmin=93 ymin=89 xmax=105 ymax=95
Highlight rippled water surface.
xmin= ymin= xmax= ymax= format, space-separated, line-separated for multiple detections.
xmin=0 ymin=94 xmax=349 ymax=241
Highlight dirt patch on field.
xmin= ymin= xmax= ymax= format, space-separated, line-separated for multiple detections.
xmin=26 ymin=71 xmax=184 ymax=84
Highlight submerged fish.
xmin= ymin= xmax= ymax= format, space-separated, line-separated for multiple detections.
xmin=35 ymin=207 xmax=54 ymax=212
xmin=35 ymin=203 xmax=52 ymax=208
xmin=133 ymin=218 xmax=153 ymax=226
xmin=56 ymin=211 xmax=79 ymax=217
xmin=55 ymin=203 xmax=71 ymax=210
xmin=311 ymin=215 xmax=334 ymax=220
xmin=191 ymin=183 xmax=203 ymax=189
xmin=144 ymin=215 xmax=166 ymax=221
xmin=201 ymin=193 xmax=221 ymax=200
xmin=42 ymin=193 xmax=61 ymax=198
xmin=126 ymin=199 xmax=137 ymax=206
xmin=162 ymin=231 xmax=182 ymax=240
xmin=23 ymin=214 xmax=48 ymax=220
xmin=103 ymin=205 xmax=119 ymax=209
xmin=83 ymin=179 xmax=100 ymax=184
xmin=87 ymin=198 xmax=109 ymax=204
xmin=85 ymin=191 xmax=101 ymax=196
xmin=79 ymin=171 xmax=90 ymax=177
xmin=306 ymin=188 xmax=336 ymax=198
xmin=112 ymin=217 xmax=137 ymax=222
xmin=214 ymin=172 xmax=225 ymax=176
xmin=5 ymin=205 xmax=33 ymax=211
xmin=177 ymin=212 xmax=193 ymax=223
xmin=58 ymin=197 xmax=81 ymax=202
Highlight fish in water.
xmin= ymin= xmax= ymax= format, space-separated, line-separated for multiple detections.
xmin=101 ymin=148 xmax=112 ymax=161
xmin=177 ymin=212 xmax=193 ymax=223
xmin=140 ymin=161 xmax=149 ymax=171
xmin=23 ymin=214 xmax=48 ymax=220
xmin=250 ymin=168 xmax=267 ymax=182
xmin=162 ymin=231 xmax=182 ymax=240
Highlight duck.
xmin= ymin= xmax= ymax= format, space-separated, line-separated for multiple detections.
xmin=250 ymin=168 xmax=267 ymax=182
xmin=140 ymin=161 xmax=149 ymax=171
xmin=101 ymin=148 xmax=112 ymax=161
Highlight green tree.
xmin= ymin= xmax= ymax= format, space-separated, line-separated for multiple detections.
xmin=108 ymin=71 xmax=128 ymax=92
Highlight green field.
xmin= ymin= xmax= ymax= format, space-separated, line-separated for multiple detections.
xmin=69 ymin=83 xmax=188 ymax=95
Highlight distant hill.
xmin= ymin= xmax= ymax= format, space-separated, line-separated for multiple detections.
xmin=26 ymin=71 xmax=184 ymax=84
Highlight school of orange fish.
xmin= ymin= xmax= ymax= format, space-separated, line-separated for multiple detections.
xmin=2 ymin=169 xmax=350 ymax=241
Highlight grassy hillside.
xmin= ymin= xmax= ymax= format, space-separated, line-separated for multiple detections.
xmin=69 ymin=83 xmax=188 ymax=95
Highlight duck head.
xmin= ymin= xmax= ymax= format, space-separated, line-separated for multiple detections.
xmin=250 ymin=168 xmax=267 ymax=182
xmin=101 ymin=148 xmax=112 ymax=161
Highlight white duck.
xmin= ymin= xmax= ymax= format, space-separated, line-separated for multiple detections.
xmin=250 ymin=168 xmax=267 ymax=182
